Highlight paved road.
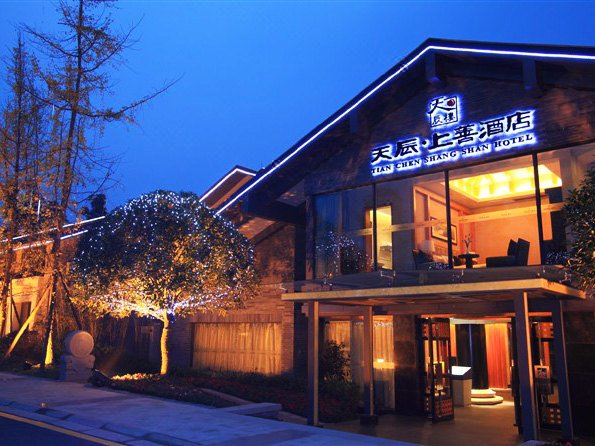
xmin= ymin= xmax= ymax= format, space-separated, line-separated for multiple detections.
xmin=0 ymin=412 xmax=118 ymax=446
xmin=0 ymin=372 xmax=412 ymax=445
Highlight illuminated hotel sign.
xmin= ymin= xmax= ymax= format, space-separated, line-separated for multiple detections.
xmin=370 ymin=96 xmax=537 ymax=177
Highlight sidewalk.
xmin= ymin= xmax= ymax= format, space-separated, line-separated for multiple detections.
xmin=0 ymin=372 xmax=418 ymax=446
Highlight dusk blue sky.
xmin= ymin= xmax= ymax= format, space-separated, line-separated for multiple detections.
xmin=1 ymin=1 xmax=595 ymax=210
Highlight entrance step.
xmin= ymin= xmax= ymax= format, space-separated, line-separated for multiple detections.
xmin=471 ymin=389 xmax=503 ymax=405
xmin=471 ymin=388 xmax=497 ymax=398
xmin=471 ymin=395 xmax=504 ymax=405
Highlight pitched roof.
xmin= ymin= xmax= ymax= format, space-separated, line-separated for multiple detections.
xmin=215 ymin=38 xmax=595 ymax=215
xmin=200 ymin=165 xmax=256 ymax=209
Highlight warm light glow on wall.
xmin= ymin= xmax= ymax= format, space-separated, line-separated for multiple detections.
xmin=449 ymin=165 xmax=562 ymax=201
xmin=374 ymin=358 xmax=395 ymax=369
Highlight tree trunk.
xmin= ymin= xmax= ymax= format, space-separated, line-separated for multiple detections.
xmin=160 ymin=313 xmax=172 ymax=375
xmin=41 ymin=272 xmax=57 ymax=368
xmin=40 ymin=0 xmax=84 ymax=368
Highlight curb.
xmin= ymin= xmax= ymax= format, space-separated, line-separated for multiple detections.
xmin=0 ymin=400 xmax=201 ymax=446
xmin=199 ymin=387 xmax=308 ymax=424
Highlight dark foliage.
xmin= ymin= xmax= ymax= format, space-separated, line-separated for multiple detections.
xmin=563 ymin=166 xmax=595 ymax=292
xmin=319 ymin=339 xmax=350 ymax=382
xmin=162 ymin=368 xmax=360 ymax=423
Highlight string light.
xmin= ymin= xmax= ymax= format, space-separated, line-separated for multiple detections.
xmin=71 ymin=191 xmax=258 ymax=321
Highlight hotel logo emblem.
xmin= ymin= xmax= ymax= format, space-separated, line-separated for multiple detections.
xmin=428 ymin=96 xmax=459 ymax=127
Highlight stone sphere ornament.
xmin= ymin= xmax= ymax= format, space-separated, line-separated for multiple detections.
xmin=59 ymin=330 xmax=96 ymax=382
xmin=64 ymin=330 xmax=94 ymax=358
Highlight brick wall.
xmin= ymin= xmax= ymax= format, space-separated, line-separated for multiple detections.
xmin=170 ymin=223 xmax=302 ymax=374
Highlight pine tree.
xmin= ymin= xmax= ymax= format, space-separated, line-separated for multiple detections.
xmin=0 ymin=36 xmax=47 ymax=335
xmin=23 ymin=0 xmax=171 ymax=365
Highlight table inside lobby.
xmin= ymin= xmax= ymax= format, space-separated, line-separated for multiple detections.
xmin=458 ymin=253 xmax=480 ymax=269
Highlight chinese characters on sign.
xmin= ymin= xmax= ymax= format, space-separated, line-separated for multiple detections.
xmin=370 ymin=96 xmax=537 ymax=177
xmin=428 ymin=96 xmax=459 ymax=127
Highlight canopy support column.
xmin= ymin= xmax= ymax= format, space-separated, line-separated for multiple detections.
xmin=307 ymin=301 xmax=319 ymax=426
xmin=361 ymin=305 xmax=378 ymax=425
xmin=552 ymin=300 xmax=574 ymax=440
xmin=514 ymin=291 xmax=538 ymax=441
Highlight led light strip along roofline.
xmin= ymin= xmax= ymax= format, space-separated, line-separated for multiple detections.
xmin=200 ymin=167 xmax=256 ymax=203
xmin=12 ymin=230 xmax=89 ymax=252
xmin=1 ymin=215 xmax=105 ymax=243
xmin=217 ymin=44 xmax=595 ymax=215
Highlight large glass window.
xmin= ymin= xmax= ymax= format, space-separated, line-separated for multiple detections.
xmin=325 ymin=317 xmax=395 ymax=409
xmin=448 ymin=155 xmax=541 ymax=267
xmin=376 ymin=172 xmax=448 ymax=271
xmin=538 ymin=144 xmax=595 ymax=264
xmin=314 ymin=186 xmax=374 ymax=278
xmin=312 ymin=145 xmax=594 ymax=274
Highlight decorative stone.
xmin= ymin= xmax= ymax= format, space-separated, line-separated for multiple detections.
xmin=59 ymin=330 xmax=95 ymax=382
xmin=64 ymin=330 xmax=94 ymax=358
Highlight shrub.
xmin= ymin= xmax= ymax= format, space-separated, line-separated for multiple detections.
xmin=169 ymin=367 xmax=359 ymax=422
xmin=319 ymin=339 xmax=350 ymax=382
xmin=94 ymin=348 xmax=158 ymax=375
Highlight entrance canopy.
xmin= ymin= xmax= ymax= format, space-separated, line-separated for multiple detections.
xmin=285 ymin=268 xmax=589 ymax=441
xmin=282 ymin=274 xmax=586 ymax=308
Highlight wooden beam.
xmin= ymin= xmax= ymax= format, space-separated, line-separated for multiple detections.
xmin=242 ymin=197 xmax=305 ymax=225
xmin=514 ymin=291 xmax=538 ymax=441
xmin=523 ymin=59 xmax=542 ymax=97
xmin=425 ymin=51 xmax=445 ymax=87
xmin=282 ymin=278 xmax=585 ymax=302
xmin=307 ymin=301 xmax=319 ymax=426
xmin=551 ymin=300 xmax=574 ymax=440
xmin=349 ymin=110 xmax=359 ymax=134
xmin=4 ymin=282 xmax=50 ymax=359
xmin=380 ymin=300 xmax=514 ymax=315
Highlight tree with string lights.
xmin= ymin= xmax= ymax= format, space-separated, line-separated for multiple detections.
xmin=71 ymin=190 xmax=259 ymax=375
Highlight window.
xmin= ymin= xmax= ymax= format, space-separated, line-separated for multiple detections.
xmin=10 ymin=301 xmax=31 ymax=333
xmin=312 ymin=145 xmax=594 ymax=273
xmin=314 ymin=186 xmax=374 ymax=278
xmin=538 ymin=144 xmax=595 ymax=264
xmin=376 ymin=172 xmax=448 ymax=271
xmin=325 ymin=317 xmax=395 ymax=409
xmin=192 ymin=322 xmax=281 ymax=375
xmin=449 ymin=155 xmax=541 ymax=267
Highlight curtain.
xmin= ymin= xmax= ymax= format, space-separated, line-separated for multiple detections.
xmin=485 ymin=323 xmax=511 ymax=389
xmin=372 ymin=319 xmax=395 ymax=409
xmin=193 ymin=322 xmax=281 ymax=375
xmin=326 ymin=318 xmax=395 ymax=409
xmin=450 ymin=323 xmax=457 ymax=358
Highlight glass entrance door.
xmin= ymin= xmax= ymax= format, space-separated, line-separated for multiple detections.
xmin=420 ymin=317 xmax=454 ymax=422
